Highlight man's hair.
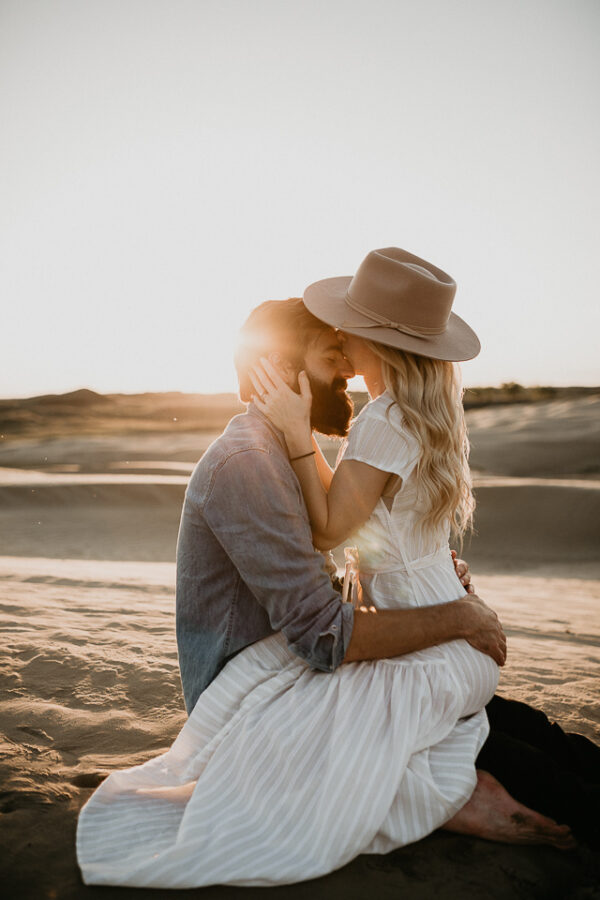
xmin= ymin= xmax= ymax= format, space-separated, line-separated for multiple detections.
xmin=235 ymin=298 xmax=331 ymax=402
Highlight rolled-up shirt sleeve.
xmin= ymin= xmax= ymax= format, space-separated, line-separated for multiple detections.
xmin=201 ymin=446 xmax=354 ymax=672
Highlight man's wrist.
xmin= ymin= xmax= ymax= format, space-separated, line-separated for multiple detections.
xmin=441 ymin=597 xmax=469 ymax=641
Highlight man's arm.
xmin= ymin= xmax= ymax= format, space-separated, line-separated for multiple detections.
xmin=202 ymin=448 xmax=355 ymax=673
xmin=344 ymin=594 xmax=507 ymax=666
xmin=204 ymin=448 xmax=505 ymax=670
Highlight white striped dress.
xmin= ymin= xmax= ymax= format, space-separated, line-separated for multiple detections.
xmin=76 ymin=393 xmax=498 ymax=888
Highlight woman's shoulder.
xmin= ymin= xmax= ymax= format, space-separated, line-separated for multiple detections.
xmin=343 ymin=392 xmax=420 ymax=475
xmin=353 ymin=391 xmax=405 ymax=431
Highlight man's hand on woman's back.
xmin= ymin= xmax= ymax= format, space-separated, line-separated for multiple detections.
xmin=451 ymin=550 xmax=475 ymax=594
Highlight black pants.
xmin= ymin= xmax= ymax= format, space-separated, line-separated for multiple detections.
xmin=477 ymin=695 xmax=600 ymax=845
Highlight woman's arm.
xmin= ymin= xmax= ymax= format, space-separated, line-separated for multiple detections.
xmin=311 ymin=434 xmax=334 ymax=491
xmin=291 ymin=456 xmax=389 ymax=548
xmin=250 ymin=360 xmax=390 ymax=548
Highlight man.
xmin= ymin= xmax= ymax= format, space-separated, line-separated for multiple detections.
xmin=177 ymin=293 xmax=597 ymax=848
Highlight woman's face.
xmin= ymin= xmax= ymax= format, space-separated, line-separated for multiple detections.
xmin=338 ymin=332 xmax=377 ymax=374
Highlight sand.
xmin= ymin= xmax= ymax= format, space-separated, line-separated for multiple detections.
xmin=0 ymin=395 xmax=599 ymax=898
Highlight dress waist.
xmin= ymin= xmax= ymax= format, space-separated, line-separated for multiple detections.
xmin=359 ymin=546 xmax=451 ymax=578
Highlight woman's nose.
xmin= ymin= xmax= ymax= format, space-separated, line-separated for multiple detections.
xmin=339 ymin=356 xmax=355 ymax=378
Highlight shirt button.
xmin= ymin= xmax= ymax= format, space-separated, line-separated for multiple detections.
xmin=331 ymin=625 xmax=337 ymax=631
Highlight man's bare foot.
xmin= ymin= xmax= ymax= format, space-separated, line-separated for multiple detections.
xmin=444 ymin=770 xmax=576 ymax=850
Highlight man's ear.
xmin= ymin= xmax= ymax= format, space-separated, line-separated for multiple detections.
xmin=266 ymin=352 xmax=296 ymax=387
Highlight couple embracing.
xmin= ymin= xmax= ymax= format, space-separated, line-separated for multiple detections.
xmin=77 ymin=247 xmax=599 ymax=888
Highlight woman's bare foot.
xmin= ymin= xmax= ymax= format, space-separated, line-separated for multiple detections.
xmin=444 ymin=770 xmax=576 ymax=850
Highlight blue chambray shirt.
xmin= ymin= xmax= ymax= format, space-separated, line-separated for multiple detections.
xmin=176 ymin=404 xmax=355 ymax=714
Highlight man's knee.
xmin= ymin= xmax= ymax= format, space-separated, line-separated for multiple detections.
xmin=485 ymin=694 xmax=551 ymax=738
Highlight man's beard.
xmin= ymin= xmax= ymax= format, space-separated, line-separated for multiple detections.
xmin=307 ymin=374 xmax=353 ymax=437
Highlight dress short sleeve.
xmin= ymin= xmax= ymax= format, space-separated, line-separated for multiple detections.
xmin=340 ymin=393 xmax=420 ymax=480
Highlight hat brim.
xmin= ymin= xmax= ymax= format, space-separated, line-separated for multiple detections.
xmin=303 ymin=276 xmax=480 ymax=362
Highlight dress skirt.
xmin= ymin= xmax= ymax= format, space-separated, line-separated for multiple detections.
xmin=77 ymin=624 xmax=497 ymax=888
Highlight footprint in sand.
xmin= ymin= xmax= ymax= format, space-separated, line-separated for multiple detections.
xmin=18 ymin=725 xmax=53 ymax=743
xmin=71 ymin=772 xmax=108 ymax=788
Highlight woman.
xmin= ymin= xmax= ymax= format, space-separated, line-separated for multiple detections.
xmin=76 ymin=249 xmax=502 ymax=887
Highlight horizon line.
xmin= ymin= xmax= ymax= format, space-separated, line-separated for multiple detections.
xmin=2 ymin=384 xmax=600 ymax=403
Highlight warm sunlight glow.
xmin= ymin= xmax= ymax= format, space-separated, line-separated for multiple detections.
xmin=2 ymin=1 xmax=599 ymax=398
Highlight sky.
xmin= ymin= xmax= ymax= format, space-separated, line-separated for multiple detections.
xmin=2 ymin=0 xmax=599 ymax=397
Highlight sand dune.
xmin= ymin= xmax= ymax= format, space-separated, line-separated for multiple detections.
xmin=2 ymin=471 xmax=599 ymax=571
xmin=468 ymin=395 xmax=600 ymax=477
xmin=467 ymin=481 xmax=600 ymax=572
xmin=1 ymin=396 xmax=599 ymax=898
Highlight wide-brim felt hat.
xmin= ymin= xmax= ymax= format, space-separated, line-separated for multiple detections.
xmin=303 ymin=247 xmax=480 ymax=361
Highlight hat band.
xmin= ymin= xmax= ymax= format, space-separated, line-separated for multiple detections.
xmin=342 ymin=293 xmax=447 ymax=338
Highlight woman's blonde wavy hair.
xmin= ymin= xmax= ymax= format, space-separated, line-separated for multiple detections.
xmin=364 ymin=340 xmax=475 ymax=545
